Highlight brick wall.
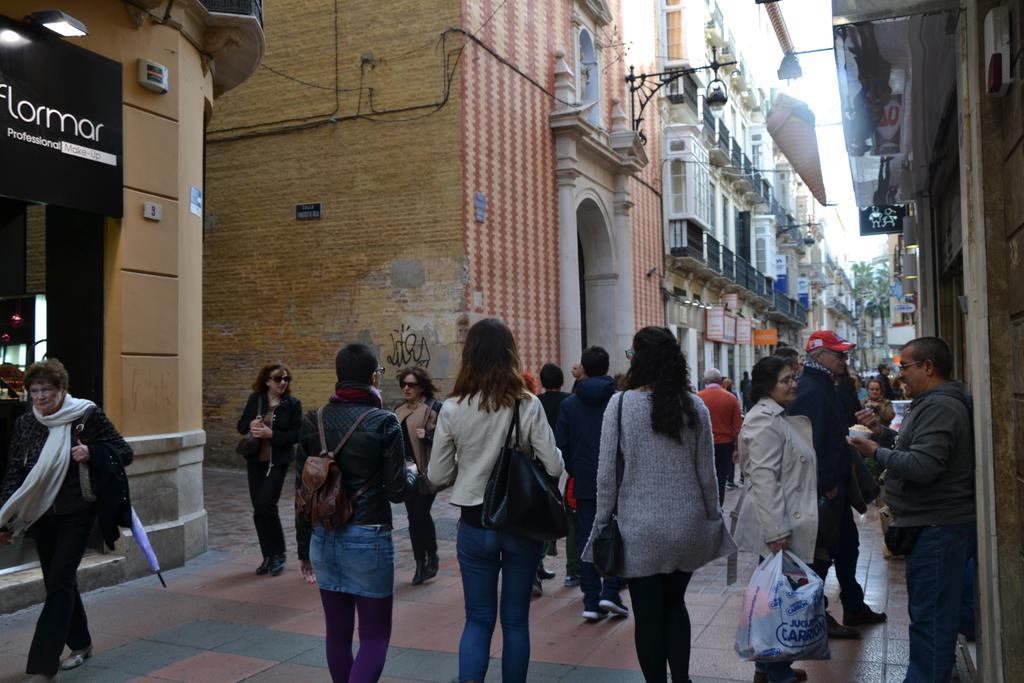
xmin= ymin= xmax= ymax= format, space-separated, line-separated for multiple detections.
xmin=203 ymin=0 xmax=465 ymax=465
xmin=459 ymin=0 xmax=573 ymax=374
xmin=204 ymin=0 xmax=668 ymax=465
xmin=460 ymin=0 xmax=664 ymax=373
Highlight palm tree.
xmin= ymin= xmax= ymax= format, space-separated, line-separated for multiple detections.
xmin=851 ymin=261 xmax=891 ymax=367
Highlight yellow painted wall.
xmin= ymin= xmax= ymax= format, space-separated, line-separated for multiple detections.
xmin=2 ymin=2 xmax=215 ymax=437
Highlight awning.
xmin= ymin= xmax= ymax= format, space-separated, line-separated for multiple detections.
xmin=832 ymin=10 xmax=957 ymax=207
xmin=767 ymin=94 xmax=828 ymax=206
xmin=832 ymin=0 xmax=958 ymax=26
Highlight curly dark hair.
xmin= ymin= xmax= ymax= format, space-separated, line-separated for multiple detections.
xmin=397 ymin=366 xmax=438 ymax=400
xmin=624 ymin=327 xmax=698 ymax=439
xmin=252 ymin=363 xmax=292 ymax=394
xmin=451 ymin=318 xmax=527 ymax=411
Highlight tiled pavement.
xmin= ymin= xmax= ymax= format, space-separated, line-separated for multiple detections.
xmin=0 ymin=467 xmax=911 ymax=682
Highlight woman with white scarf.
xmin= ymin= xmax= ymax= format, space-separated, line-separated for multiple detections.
xmin=0 ymin=359 xmax=133 ymax=682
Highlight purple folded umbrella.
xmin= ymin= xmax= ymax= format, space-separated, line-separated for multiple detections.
xmin=130 ymin=508 xmax=166 ymax=588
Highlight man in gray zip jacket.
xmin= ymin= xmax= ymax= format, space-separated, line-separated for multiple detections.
xmin=849 ymin=336 xmax=975 ymax=683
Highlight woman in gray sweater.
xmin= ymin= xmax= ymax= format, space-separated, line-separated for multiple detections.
xmin=586 ymin=327 xmax=736 ymax=683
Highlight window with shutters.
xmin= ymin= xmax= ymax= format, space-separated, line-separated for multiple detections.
xmin=663 ymin=0 xmax=684 ymax=63
xmin=756 ymin=237 xmax=768 ymax=273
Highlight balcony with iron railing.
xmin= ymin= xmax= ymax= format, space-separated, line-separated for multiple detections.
xmin=669 ymin=220 xmax=706 ymax=261
xmin=794 ymin=300 xmax=809 ymax=326
xmin=666 ymin=72 xmax=700 ymax=117
xmin=197 ymin=0 xmax=265 ymax=93
xmin=768 ymin=289 xmax=807 ymax=326
xmin=733 ymin=150 xmax=754 ymax=193
xmin=710 ymin=122 xmax=730 ymax=165
xmin=721 ymin=245 xmax=735 ymax=281
xmin=705 ymin=233 xmax=722 ymax=273
xmin=702 ymin=105 xmax=717 ymax=142
xmin=201 ymin=0 xmax=263 ymax=26
xmin=730 ymin=140 xmax=742 ymax=169
xmin=668 ymin=220 xmax=773 ymax=302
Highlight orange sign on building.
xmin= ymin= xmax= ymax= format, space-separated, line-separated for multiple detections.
xmin=753 ymin=328 xmax=779 ymax=346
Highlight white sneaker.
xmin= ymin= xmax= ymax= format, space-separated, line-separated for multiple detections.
xmin=582 ymin=607 xmax=608 ymax=621
xmin=599 ymin=598 xmax=630 ymax=617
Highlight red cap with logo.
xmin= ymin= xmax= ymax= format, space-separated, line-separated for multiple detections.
xmin=805 ymin=330 xmax=856 ymax=353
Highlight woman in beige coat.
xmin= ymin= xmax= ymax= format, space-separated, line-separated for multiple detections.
xmin=734 ymin=356 xmax=818 ymax=683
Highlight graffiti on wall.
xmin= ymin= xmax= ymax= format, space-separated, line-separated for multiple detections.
xmin=386 ymin=324 xmax=431 ymax=368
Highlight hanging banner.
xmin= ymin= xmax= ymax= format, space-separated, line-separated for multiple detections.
xmin=724 ymin=314 xmax=737 ymax=344
xmin=753 ymin=328 xmax=778 ymax=346
xmin=724 ymin=292 xmax=739 ymax=310
xmin=705 ymin=306 xmax=725 ymax=342
xmin=737 ymin=317 xmax=752 ymax=345
xmin=0 ymin=17 xmax=124 ymax=217
xmin=774 ymin=255 xmax=788 ymax=293
xmin=797 ymin=277 xmax=809 ymax=308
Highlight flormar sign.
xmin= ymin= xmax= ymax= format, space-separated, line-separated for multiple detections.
xmin=0 ymin=16 xmax=123 ymax=216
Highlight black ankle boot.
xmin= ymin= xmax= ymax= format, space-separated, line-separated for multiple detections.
xmin=255 ymin=557 xmax=270 ymax=576
xmin=269 ymin=554 xmax=285 ymax=577
xmin=422 ymin=552 xmax=439 ymax=582
xmin=412 ymin=560 xmax=425 ymax=585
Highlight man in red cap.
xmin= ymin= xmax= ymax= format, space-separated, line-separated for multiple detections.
xmin=788 ymin=330 xmax=887 ymax=639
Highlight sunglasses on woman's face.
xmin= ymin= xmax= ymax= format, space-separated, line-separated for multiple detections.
xmin=400 ymin=381 xmax=419 ymax=389
xmin=270 ymin=376 xmax=290 ymax=383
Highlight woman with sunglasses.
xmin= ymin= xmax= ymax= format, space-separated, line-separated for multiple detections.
xmin=236 ymin=363 xmax=302 ymax=576
xmin=394 ymin=366 xmax=442 ymax=585
xmin=733 ymin=356 xmax=818 ymax=683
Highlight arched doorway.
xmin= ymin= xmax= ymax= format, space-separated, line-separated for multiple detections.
xmin=576 ymin=198 xmax=616 ymax=357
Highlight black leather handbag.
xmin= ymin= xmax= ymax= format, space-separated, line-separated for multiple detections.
xmin=592 ymin=394 xmax=626 ymax=578
xmin=481 ymin=401 xmax=567 ymax=541
xmin=235 ymin=396 xmax=263 ymax=457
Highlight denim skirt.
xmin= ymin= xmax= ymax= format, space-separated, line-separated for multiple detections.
xmin=310 ymin=524 xmax=395 ymax=598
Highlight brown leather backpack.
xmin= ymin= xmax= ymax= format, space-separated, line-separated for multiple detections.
xmin=296 ymin=407 xmax=377 ymax=533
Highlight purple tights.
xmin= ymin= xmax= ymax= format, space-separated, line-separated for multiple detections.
xmin=319 ymin=589 xmax=394 ymax=682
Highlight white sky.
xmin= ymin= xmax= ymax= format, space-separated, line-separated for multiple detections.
xmin=771 ymin=1 xmax=888 ymax=266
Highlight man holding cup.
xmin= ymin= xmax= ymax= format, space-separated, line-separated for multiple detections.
xmin=848 ymin=337 xmax=975 ymax=683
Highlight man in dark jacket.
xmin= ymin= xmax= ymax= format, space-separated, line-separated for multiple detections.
xmin=850 ymin=337 xmax=975 ymax=683
xmin=555 ymin=346 xmax=627 ymax=621
xmin=537 ymin=363 xmax=579 ymax=588
xmin=788 ymin=330 xmax=886 ymax=639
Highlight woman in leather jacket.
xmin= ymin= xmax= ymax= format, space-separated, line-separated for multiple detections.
xmin=393 ymin=366 xmax=441 ymax=586
xmin=296 ymin=344 xmax=416 ymax=683
xmin=236 ymin=364 xmax=302 ymax=577
xmin=0 ymin=359 xmax=133 ymax=681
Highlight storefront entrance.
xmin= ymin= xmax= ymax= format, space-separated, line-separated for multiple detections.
xmin=0 ymin=198 xmax=105 ymax=573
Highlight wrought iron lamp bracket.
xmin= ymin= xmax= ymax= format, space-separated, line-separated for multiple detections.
xmin=625 ymin=48 xmax=736 ymax=142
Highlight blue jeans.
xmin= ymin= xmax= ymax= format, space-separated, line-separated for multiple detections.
xmin=575 ymin=500 xmax=622 ymax=609
xmin=904 ymin=522 xmax=976 ymax=683
xmin=456 ymin=522 xmax=543 ymax=683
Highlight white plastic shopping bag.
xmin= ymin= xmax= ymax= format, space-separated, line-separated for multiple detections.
xmin=735 ymin=551 xmax=830 ymax=662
